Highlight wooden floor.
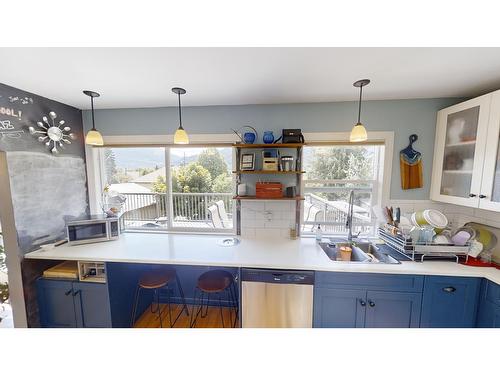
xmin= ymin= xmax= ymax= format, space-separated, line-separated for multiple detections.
xmin=133 ymin=303 xmax=239 ymax=328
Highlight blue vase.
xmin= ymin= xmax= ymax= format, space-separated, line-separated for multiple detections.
xmin=263 ymin=131 xmax=274 ymax=144
xmin=243 ymin=132 xmax=256 ymax=144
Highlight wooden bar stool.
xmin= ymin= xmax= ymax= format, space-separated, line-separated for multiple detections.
xmin=130 ymin=268 xmax=189 ymax=328
xmin=190 ymin=270 xmax=238 ymax=328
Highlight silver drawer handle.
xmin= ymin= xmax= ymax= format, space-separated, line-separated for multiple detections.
xmin=442 ymin=286 xmax=456 ymax=293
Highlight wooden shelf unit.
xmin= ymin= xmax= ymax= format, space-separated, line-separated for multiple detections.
xmin=233 ymin=196 xmax=305 ymax=201
xmin=232 ymin=170 xmax=304 ymax=174
xmin=234 ymin=142 xmax=305 ymax=236
xmin=232 ymin=143 xmax=305 ymax=149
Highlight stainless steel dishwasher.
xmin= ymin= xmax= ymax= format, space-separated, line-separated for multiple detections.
xmin=241 ymin=268 xmax=314 ymax=328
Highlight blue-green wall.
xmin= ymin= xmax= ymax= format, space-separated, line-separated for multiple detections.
xmin=83 ymin=98 xmax=464 ymax=200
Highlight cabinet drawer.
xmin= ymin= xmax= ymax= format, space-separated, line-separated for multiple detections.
xmin=484 ymin=280 xmax=500 ymax=306
xmin=315 ymin=272 xmax=424 ymax=292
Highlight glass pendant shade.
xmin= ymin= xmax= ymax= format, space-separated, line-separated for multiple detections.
xmin=174 ymin=127 xmax=189 ymax=144
xmin=350 ymin=79 xmax=370 ymax=143
xmin=85 ymin=129 xmax=104 ymax=146
xmin=171 ymin=87 xmax=189 ymax=145
xmin=83 ymin=90 xmax=103 ymax=146
xmin=350 ymin=122 xmax=368 ymax=142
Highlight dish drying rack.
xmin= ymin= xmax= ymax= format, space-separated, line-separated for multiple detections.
xmin=378 ymin=224 xmax=470 ymax=263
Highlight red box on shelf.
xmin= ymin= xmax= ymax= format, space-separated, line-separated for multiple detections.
xmin=255 ymin=182 xmax=283 ymax=198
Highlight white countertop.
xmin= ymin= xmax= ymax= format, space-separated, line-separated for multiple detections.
xmin=24 ymin=233 xmax=500 ymax=284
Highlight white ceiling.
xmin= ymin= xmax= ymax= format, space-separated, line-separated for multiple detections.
xmin=1 ymin=48 xmax=500 ymax=109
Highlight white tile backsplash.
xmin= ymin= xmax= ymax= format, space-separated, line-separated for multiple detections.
xmin=240 ymin=200 xmax=296 ymax=238
xmin=240 ymin=198 xmax=500 ymax=239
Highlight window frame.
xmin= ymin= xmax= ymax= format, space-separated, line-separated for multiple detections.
xmin=300 ymin=131 xmax=394 ymax=236
xmin=85 ymin=133 xmax=238 ymax=234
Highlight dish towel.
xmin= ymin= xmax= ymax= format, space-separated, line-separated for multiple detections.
xmin=400 ymin=151 xmax=423 ymax=189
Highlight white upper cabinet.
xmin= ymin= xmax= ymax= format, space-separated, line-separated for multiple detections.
xmin=430 ymin=89 xmax=500 ymax=211
xmin=479 ymin=91 xmax=500 ymax=211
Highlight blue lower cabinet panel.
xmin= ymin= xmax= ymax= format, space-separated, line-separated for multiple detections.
xmin=477 ymin=299 xmax=500 ymax=327
xmin=315 ymin=272 xmax=424 ymax=293
xmin=313 ymin=288 xmax=366 ymax=328
xmin=73 ymin=282 xmax=112 ymax=328
xmin=483 ymin=280 xmax=500 ymax=306
xmin=364 ymin=291 xmax=422 ymax=328
xmin=420 ymin=276 xmax=481 ymax=328
xmin=476 ymin=279 xmax=500 ymax=328
xmin=37 ymin=279 xmax=77 ymax=328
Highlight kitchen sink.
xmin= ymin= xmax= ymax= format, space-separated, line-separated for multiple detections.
xmin=318 ymin=240 xmax=401 ymax=264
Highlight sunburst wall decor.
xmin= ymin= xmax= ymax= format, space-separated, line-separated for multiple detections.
xmin=29 ymin=111 xmax=76 ymax=154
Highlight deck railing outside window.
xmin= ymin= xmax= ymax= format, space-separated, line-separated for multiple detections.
xmin=302 ymin=180 xmax=376 ymax=236
xmin=118 ymin=192 xmax=233 ymax=230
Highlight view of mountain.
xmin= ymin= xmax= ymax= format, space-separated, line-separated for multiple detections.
xmin=111 ymin=147 xmax=233 ymax=170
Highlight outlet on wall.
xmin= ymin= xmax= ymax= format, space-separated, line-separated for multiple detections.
xmin=264 ymin=210 xmax=273 ymax=221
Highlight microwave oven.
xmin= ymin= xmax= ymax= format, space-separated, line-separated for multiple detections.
xmin=67 ymin=215 xmax=120 ymax=246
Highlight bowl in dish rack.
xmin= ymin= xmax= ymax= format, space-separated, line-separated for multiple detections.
xmin=411 ymin=209 xmax=448 ymax=233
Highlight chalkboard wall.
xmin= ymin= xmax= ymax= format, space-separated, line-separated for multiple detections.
xmin=0 ymin=82 xmax=89 ymax=253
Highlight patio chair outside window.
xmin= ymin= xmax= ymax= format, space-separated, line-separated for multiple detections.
xmin=208 ymin=204 xmax=224 ymax=229
xmin=215 ymin=200 xmax=232 ymax=228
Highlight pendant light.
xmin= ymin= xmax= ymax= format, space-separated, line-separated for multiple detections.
xmin=83 ymin=90 xmax=104 ymax=146
xmin=350 ymin=79 xmax=370 ymax=142
xmin=172 ymin=87 xmax=189 ymax=145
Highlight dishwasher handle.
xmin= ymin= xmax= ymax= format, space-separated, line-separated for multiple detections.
xmin=241 ymin=268 xmax=314 ymax=285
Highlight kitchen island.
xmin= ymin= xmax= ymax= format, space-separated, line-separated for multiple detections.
xmin=25 ymin=232 xmax=500 ymax=284
xmin=24 ymin=233 xmax=500 ymax=328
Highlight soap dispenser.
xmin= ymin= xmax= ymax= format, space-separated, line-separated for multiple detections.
xmin=315 ymin=224 xmax=323 ymax=242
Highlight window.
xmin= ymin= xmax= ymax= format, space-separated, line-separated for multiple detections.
xmin=302 ymin=144 xmax=384 ymax=236
xmin=98 ymin=146 xmax=234 ymax=232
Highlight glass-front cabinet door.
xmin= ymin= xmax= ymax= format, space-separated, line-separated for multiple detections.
xmin=479 ymin=91 xmax=500 ymax=211
xmin=431 ymin=94 xmax=492 ymax=207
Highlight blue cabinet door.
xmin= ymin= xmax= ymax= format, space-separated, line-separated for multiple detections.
xmin=477 ymin=299 xmax=500 ymax=327
xmin=37 ymin=279 xmax=77 ymax=328
xmin=73 ymin=281 xmax=112 ymax=328
xmin=313 ymin=288 xmax=366 ymax=328
xmin=364 ymin=291 xmax=422 ymax=328
xmin=476 ymin=279 xmax=500 ymax=328
xmin=420 ymin=276 xmax=481 ymax=328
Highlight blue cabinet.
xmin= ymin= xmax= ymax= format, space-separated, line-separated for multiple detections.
xmin=313 ymin=288 xmax=366 ymax=328
xmin=420 ymin=276 xmax=481 ymax=328
xmin=313 ymin=272 xmax=424 ymax=328
xmin=364 ymin=291 xmax=421 ymax=328
xmin=37 ymin=278 xmax=112 ymax=328
xmin=73 ymin=282 xmax=112 ymax=328
xmin=37 ymin=279 xmax=77 ymax=328
xmin=476 ymin=279 xmax=500 ymax=328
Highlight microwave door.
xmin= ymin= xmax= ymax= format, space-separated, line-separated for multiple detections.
xmin=68 ymin=223 xmax=107 ymax=243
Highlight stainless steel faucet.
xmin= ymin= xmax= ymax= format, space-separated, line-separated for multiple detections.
xmin=346 ymin=190 xmax=359 ymax=243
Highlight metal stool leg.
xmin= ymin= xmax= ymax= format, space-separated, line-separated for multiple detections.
xmin=150 ymin=288 xmax=160 ymax=314
xmin=130 ymin=285 xmax=142 ymax=328
xmin=175 ymin=274 xmax=189 ymax=316
xmin=155 ymin=289 xmax=163 ymax=328
xmin=218 ymin=292 xmax=225 ymax=328
xmin=201 ymin=293 xmax=210 ymax=318
xmin=226 ymin=287 xmax=235 ymax=327
xmin=190 ymin=288 xmax=203 ymax=328
xmin=166 ymin=285 xmax=173 ymax=327
xmin=231 ymin=281 xmax=239 ymax=319
xmin=229 ymin=285 xmax=239 ymax=328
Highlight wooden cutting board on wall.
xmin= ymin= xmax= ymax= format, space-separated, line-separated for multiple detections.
xmin=400 ymin=134 xmax=423 ymax=190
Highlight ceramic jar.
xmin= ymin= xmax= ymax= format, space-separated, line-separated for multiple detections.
xmin=263 ymin=131 xmax=274 ymax=144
